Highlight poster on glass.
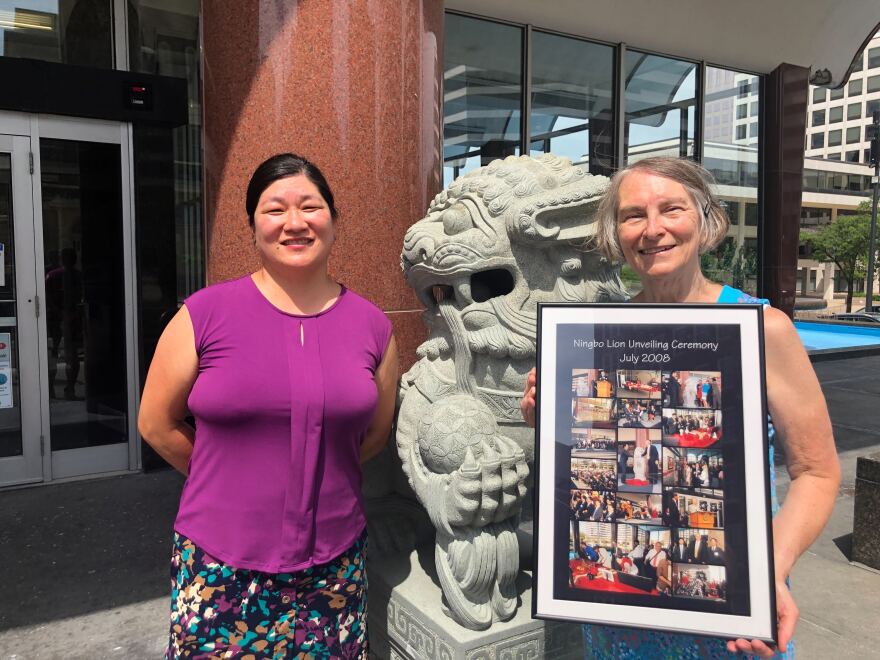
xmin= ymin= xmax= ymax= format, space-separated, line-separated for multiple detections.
xmin=533 ymin=303 xmax=776 ymax=644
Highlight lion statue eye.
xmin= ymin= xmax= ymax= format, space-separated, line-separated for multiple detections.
xmin=442 ymin=204 xmax=474 ymax=236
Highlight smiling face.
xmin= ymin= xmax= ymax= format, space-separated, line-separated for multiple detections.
xmin=615 ymin=170 xmax=702 ymax=281
xmin=253 ymin=174 xmax=335 ymax=274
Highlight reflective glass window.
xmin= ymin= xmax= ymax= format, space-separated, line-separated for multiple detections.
xmin=810 ymin=132 xmax=824 ymax=149
xmin=624 ymin=51 xmax=697 ymax=162
xmin=529 ymin=31 xmax=614 ymax=175
xmin=736 ymin=104 xmax=747 ymax=119
xmin=41 ymin=139 xmax=127 ymax=448
xmin=845 ymin=150 xmax=860 ymax=163
xmin=127 ymin=1 xmax=202 ymax=469
xmin=726 ymin=200 xmax=741 ymax=225
xmin=849 ymin=78 xmax=863 ymax=96
xmin=826 ymin=152 xmax=841 ymax=160
xmin=128 ymin=0 xmax=202 ymax=299
xmin=868 ymin=75 xmax=880 ymax=93
xmin=443 ymin=14 xmax=522 ymax=185
xmin=828 ymin=129 xmax=842 ymax=146
xmin=701 ymin=67 xmax=759 ymax=294
xmin=0 ymin=0 xmax=112 ymax=67
xmin=828 ymin=106 xmax=843 ymax=123
xmin=868 ymin=99 xmax=880 ymax=117
xmin=0 ymin=154 xmax=23 ymax=458
xmin=812 ymin=87 xmax=826 ymax=103
xmin=750 ymin=100 xmax=759 ymax=116
xmin=852 ymin=55 xmax=864 ymax=73
xmin=848 ymin=103 xmax=862 ymax=120
xmin=846 ymin=126 xmax=861 ymax=143
xmin=812 ymin=109 xmax=825 ymax=126
xmin=829 ymin=87 xmax=844 ymax=101
xmin=869 ymin=47 xmax=880 ymax=69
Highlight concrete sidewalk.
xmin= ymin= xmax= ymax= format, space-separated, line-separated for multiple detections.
xmin=780 ymin=357 xmax=880 ymax=659
xmin=2 ymin=356 xmax=880 ymax=659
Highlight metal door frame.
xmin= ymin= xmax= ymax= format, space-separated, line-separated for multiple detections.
xmin=0 ymin=110 xmax=139 ymax=485
xmin=0 ymin=129 xmax=42 ymax=487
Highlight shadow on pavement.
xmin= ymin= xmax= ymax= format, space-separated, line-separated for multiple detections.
xmin=0 ymin=470 xmax=183 ymax=631
xmin=833 ymin=533 xmax=853 ymax=561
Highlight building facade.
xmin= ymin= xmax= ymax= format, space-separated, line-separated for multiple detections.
xmin=796 ymin=29 xmax=880 ymax=304
xmin=0 ymin=1 xmax=875 ymax=488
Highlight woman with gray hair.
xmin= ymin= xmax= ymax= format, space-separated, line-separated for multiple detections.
xmin=521 ymin=156 xmax=839 ymax=658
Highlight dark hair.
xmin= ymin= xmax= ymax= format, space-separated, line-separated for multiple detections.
xmin=245 ymin=153 xmax=338 ymax=228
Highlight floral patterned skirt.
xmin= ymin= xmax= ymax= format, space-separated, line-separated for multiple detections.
xmin=166 ymin=530 xmax=368 ymax=659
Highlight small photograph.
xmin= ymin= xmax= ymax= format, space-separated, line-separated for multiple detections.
xmin=616 ymin=492 xmax=663 ymax=525
xmin=672 ymin=564 xmax=727 ymax=602
xmin=571 ymin=369 xmax=615 ymax=398
xmin=662 ymin=447 xmax=725 ymax=489
xmin=663 ymin=488 xmax=725 ymax=529
xmin=569 ymin=522 xmax=671 ymax=595
xmin=669 ymin=529 xmax=727 ymax=566
xmin=570 ymin=489 xmax=618 ymax=522
xmin=616 ymin=428 xmax=662 ymax=493
xmin=572 ymin=397 xmax=618 ymax=428
xmin=617 ymin=399 xmax=663 ymax=428
xmin=617 ymin=370 xmax=663 ymax=399
xmin=662 ymin=408 xmax=723 ymax=448
xmin=571 ymin=457 xmax=617 ymax=491
xmin=571 ymin=428 xmax=617 ymax=458
xmin=662 ymin=371 xmax=723 ymax=409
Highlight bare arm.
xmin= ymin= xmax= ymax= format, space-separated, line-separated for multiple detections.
xmin=730 ymin=306 xmax=841 ymax=657
xmin=137 ymin=306 xmax=199 ymax=475
xmin=360 ymin=335 xmax=399 ymax=463
xmin=763 ymin=307 xmax=840 ymax=579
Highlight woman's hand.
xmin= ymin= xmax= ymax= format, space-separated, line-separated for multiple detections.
xmin=520 ymin=368 xmax=537 ymax=428
xmin=726 ymin=580 xmax=797 ymax=657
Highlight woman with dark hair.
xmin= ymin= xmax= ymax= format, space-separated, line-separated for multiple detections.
xmin=139 ymin=153 xmax=398 ymax=658
xmin=521 ymin=157 xmax=839 ymax=658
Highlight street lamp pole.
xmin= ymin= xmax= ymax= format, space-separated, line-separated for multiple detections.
xmin=866 ymin=110 xmax=880 ymax=313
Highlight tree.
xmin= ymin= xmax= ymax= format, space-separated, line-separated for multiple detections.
xmin=700 ymin=239 xmax=758 ymax=292
xmin=800 ymin=202 xmax=873 ymax=312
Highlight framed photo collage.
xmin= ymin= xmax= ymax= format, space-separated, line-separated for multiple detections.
xmin=534 ymin=304 xmax=777 ymax=644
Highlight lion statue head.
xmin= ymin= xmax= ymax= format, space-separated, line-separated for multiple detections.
xmin=398 ymin=153 xmax=626 ymax=460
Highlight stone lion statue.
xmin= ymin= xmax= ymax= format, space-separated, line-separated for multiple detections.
xmin=390 ymin=154 xmax=626 ymax=630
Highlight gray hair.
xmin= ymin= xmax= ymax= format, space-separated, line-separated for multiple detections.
xmin=593 ymin=157 xmax=730 ymax=262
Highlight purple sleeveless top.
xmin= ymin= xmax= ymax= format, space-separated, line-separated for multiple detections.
xmin=173 ymin=275 xmax=393 ymax=572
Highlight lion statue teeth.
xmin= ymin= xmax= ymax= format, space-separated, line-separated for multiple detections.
xmin=387 ymin=154 xmax=626 ymax=630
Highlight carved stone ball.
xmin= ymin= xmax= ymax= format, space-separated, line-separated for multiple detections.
xmin=418 ymin=394 xmax=498 ymax=474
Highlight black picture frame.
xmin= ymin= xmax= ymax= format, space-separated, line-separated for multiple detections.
xmin=532 ymin=302 xmax=777 ymax=645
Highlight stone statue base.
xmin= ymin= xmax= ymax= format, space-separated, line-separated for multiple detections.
xmin=367 ymin=543 xmax=583 ymax=659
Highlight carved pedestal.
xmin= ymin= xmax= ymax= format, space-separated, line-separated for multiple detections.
xmin=367 ymin=543 xmax=583 ymax=660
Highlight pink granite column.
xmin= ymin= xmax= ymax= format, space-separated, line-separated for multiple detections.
xmin=202 ymin=0 xmax=443 ymax=368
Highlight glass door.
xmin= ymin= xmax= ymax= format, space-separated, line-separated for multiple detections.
xmin=0 ymin=134 xmax=44 ymax=487
xmin=34 ymin=118 xmax=137 ymax=480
